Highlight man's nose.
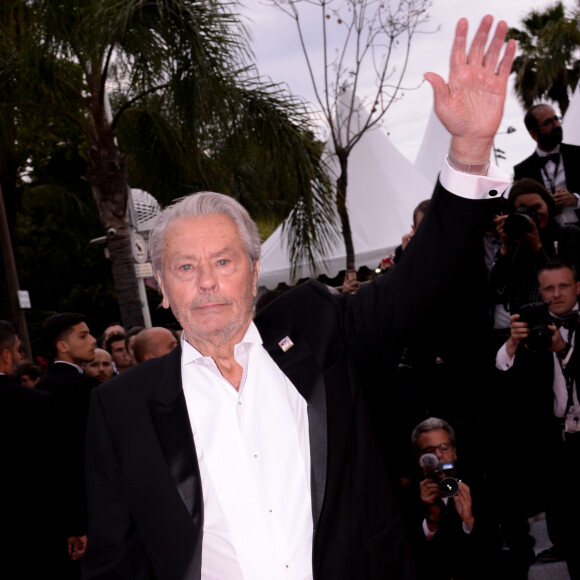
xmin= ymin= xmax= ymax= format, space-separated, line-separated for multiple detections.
xmin=198 ymin=264 xmax=218 ymax=290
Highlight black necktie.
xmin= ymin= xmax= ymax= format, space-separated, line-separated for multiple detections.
xmin=539 ymin=152 xmax=560 ymax=167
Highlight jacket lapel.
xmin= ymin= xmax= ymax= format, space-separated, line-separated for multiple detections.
xmin=146 ymin=329 xmax=329 ymax=531
xmin=147 ymin=346 xmax=203 ymax=524
xmin=259 ymin=323 xmax=328 ymax=529
xmin=530 ymin=152 xmax=545 ymax=183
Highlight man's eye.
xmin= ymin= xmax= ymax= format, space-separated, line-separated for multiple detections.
xmin=179 ymin=264 xmax=192 ymax=271
xmin=217 ymin=259 xmax=229 ymax=266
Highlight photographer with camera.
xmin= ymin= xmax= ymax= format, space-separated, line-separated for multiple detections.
xmin=489 ymin=178 xmax=580 ymax=334
xmin=495 ymin=260 xmax=580 ymax=578
xmin=401 ymin=417 xmax=501 ymax=580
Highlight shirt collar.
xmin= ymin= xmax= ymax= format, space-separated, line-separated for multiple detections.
xmin=54 ymin=360 xmax=84 ymax=373
xmin=536 ymin=144 xmax=561 ymax=157
xmin=549 ymin=303 xmax=579 ymax=319
xmin=181 ymin=322 xmax=263 ymax=365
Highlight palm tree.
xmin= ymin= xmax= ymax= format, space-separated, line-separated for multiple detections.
xmin=507 ymin=1 xmax=580 ymax=116
xmin=1 ymin=0 xmax=334 ymax=326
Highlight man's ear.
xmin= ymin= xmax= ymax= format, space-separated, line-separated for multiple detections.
xmin=575 ymin=281 xmax=580 ymax=296
xmin=252 ymin=259 xmax=260 ymax=298
xmin=156 ymin=274 xmax=170 ymax=309
xmin=56 ymin=339 xmax=69 ymax=354
xmin=0 ymin=347 xmax=11 ymax=367
xmin=529 ymin=129 xmax=539 ymax=144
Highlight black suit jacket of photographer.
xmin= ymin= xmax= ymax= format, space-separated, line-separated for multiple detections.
xmin=400 ymin=460 xmax=502 ymax=580
xmin=499 ymin=332 xmax=575 ymax=492
xmin=514 ymin=143 xmax=580 ymax=206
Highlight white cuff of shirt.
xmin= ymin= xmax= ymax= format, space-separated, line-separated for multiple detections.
xmin=440 ymin=158 xmax=510 ymax=200
xmin=422 ymin=518 xmax=471 ymax=539
xmin=423 ymin=519 xmax=437 ymax=540
xmin=495 ymin=341 xmax=515 ymax=370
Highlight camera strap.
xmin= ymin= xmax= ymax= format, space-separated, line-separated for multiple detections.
xmin=557 ymin=326 xmax=577 ymax=416
xmin=541 ymin=155 xmax=561 ymax=195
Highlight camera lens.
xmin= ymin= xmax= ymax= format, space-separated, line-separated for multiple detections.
xmin=503 ymin=213 xmax=533 ymax=239
xmin=525 ymin=326 xmax=554 ymax=351
xmin=439 ymin=477 xmax=459 ymax=498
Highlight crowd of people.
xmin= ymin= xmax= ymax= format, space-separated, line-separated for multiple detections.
xmin=0 ymin=318 xmax=181 ymax=578
xmin=1 ymin=14 xmax=579 ymax=580
xmin=343 ymin=99 xmax=580 ymax=580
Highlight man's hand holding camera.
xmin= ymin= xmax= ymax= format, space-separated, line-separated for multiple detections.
xmin=420 ymin=475 xmax=474 ymax=533
xmin=494 ymin=213 xmax=543 ymax=256
xmin=507 ymin=312 xmax=568 ymax=359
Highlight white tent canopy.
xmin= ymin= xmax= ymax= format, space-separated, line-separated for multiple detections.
xmin=258 ymin=94 xmax=435 ymax=289
xmin=563 ymin=84 xmax=580 ymax=146
xmin=414 ymin=108 xmax=451 ymax=185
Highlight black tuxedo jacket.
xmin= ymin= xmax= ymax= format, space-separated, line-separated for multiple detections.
xmin=36 ymin=362 xmax=98 ymax=535
xmin=0 ymin=375 xmax=68 ymax=574
xmin=513 ymin=143 xmax=580 ymax=195
xmin=83 ymin=184 xmax=500 ymax=579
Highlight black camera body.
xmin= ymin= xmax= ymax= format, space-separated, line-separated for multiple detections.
xmin=435 ymin=461 xmax=460 ymax=498
xmin=503 ymin=205 xmax=539 ymax=240
xmin=517 ymin=302 xmax=554 ymax=351
xmin=422 ymin=456 xmax=460 ymax=498
xmin=518 ymin=302 xmax=579 ymax=351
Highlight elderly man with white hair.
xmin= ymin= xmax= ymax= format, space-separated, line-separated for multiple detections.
xmin=84 ymin=16 xmax=515 ymax=580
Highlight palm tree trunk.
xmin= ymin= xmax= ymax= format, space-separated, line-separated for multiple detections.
xmin=86 ymin=118 xmax=144 ymax=328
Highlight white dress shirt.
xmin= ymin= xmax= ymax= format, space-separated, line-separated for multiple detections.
xmin=181 ymin=323 xmax=313 ymax=580
xmin=536 ymin=145 xmax=580 ymax=225
xmin=495 ymin=312 xmax=580 ymax=417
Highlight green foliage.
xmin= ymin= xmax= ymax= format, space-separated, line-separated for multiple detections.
xmin=2 ymin=0 xmax=338 ymax=313
xmin=15 ymin=184 xmax=121 ymax=356
xmin=507 ymin=1 xmax=580 ymax=115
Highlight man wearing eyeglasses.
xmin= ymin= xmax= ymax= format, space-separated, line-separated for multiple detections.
xmin=401 ymin=417 xmax=501 ymax=580
xmin=514 ymin=104 xmax=580 ymax=226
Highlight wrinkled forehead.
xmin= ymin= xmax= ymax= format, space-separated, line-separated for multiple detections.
xmin=416 ymin=429 xmax=452 ymax=447
xmin=161 ymin=214 xmax=252 ymax=270
xmin=167 ymin=213 xmax=242 ymax=246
